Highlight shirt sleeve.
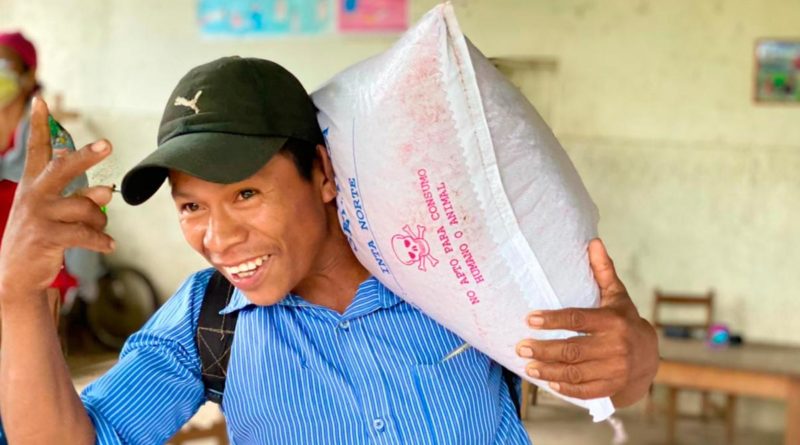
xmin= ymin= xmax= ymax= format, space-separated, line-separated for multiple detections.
xmin=80 ymin=269 xmax=214 ymax=444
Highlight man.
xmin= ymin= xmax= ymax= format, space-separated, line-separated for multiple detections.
xmin=0 ymin=57 xmax=658 ymax=444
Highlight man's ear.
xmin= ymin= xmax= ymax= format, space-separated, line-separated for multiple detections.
xmin=316 ymin=144 xmax=337 ymax=204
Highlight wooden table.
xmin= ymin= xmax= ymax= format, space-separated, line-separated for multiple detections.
xmin=654 ymin=337 xmax=800 ymax=445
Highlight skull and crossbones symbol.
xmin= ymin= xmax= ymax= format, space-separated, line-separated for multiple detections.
xmin=391 ymin=224 xmax=439 ymax=272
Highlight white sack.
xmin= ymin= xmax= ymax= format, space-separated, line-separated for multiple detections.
xmin=312 ymin=2 xmax=614 ymax=421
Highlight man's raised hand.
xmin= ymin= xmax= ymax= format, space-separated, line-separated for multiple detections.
xmin=0 ymin=97 xmax=115 ymax=301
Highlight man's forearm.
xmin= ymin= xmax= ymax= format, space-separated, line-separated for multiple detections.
xmin=0 ymin=290 xmax=95 ymax=444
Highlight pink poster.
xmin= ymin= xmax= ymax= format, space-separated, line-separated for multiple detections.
xmin=338 ymin=0 xmax=408 ymax=32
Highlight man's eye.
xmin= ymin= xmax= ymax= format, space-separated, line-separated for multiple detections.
xmin=181 ymin=203 xmax=200 ymax=213
xmin=238 ymin=189 xmax=258 ymax=200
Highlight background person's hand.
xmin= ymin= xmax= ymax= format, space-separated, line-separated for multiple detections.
xmin=516 ymin=239 xmax=659 ymax=407
xmin=0 ymin=97 xmax=115 ymax=303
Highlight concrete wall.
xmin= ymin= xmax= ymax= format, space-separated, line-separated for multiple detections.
xmin=2 ymin=0 xmax=798 ymax=432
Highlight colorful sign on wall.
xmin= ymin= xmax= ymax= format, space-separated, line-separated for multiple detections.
xmin=198 ymin=0 xmax=407 ymax=37
xmin=755 ymin=40 xmax=800 ymax=103
xmin=199 ymin=0 xmax=334 ymax=36
xmin=338 ymin=0 xmax=408 ymax=33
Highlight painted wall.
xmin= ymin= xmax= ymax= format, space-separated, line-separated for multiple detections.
xmin=2 ymin=0 xmax=798 ymax=432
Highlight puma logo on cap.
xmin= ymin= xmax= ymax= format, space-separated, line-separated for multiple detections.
xmin=174 ymin=90 xmax=203 ymax=114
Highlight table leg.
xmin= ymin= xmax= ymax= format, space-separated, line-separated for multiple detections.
xmin=701 ymin=391 xmax=711 ymax=421
xmin=520 ymin=381 xmax=531 ymax=421
xmin=786 ymin=379 xmax=800 ymax=445
xmin=725 ymin=394 xmax=737 ymax=444
xmin=667 ymin=386 xmax=678 ymax=445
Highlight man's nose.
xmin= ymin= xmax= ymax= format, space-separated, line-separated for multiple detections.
xmin=203 ymin=208 xmax=247 ymax=254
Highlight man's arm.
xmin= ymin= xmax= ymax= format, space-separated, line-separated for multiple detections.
xmin=516 ymin=239 xmax=659 ymax=407
xmin=1 ymin=290 xmax=96 ymax=443
xmin=80 ymin=271 xmax=209 ymax=444
xmin=0 ymin=98 xmax=114 ymax=443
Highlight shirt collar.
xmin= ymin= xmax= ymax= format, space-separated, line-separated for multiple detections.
xmin=339 ymin=277 xmax=404 ymax=318
xmin=219 ymin=287 xmax=253 ymax=315
xmin=218 ymin=276 xmax=403 ymax=315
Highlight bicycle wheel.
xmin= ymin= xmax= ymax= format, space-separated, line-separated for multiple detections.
xmin=86 ymin=265 xmax=160 ymax=350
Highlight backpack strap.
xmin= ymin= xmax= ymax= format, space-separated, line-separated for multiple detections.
xmin=197 ymin=271 xmax=239 ymax=404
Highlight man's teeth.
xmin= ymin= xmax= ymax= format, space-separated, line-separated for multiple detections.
xmin=225 ymin=255 xmax=269 ymax=277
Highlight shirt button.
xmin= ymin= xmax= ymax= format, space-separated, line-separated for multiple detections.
xmin=372 ymin=418 xmax=385 ymax=432
xmin=339 ymin=320 xmax=350 ymax=330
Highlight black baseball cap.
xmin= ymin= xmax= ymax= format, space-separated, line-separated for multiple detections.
xmin=121 ymin=56 xmax=324 ymax=205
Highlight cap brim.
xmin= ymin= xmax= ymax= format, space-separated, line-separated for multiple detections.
xmin=121 ymin=132 xmax=288 ymax=205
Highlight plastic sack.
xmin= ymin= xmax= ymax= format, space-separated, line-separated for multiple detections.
xmin=312 ymin=2 xmax=614 ymax=421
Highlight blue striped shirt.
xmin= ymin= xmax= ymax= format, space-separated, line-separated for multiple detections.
xmin=80 ymin=268 xmax=531 ymax=444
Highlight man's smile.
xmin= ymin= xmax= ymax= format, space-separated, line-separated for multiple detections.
xmin=220 ymin=254 xmax=272 ymax=286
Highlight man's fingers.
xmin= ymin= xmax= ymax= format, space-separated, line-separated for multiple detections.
xmin=526 ymin=307 xmax=619 ymax=333
xmin=51 ymin=222 xmax=115 ymax=253
xmin=525 ymin=359 xmax=628 ymax=385
xmin=588 ymin=238 xmax=625 ymax=295
xmin=516 ymin=335 xmax=629 ymax=364
xmin=22 ymin=96 xmax=53 ymax=182
xmin=36 ymin=140 xmax=112 ymax=194
xmin=73 ymin=186 xmax=114 ymax=208
xmin=549 ymin=378 xmax=627 ymax=400
xmin=47 ymin=196 xmax=108 ymax=231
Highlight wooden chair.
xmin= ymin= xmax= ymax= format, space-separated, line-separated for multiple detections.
xmin=650 ymin=289 xmax=737 ymax=444
xmin=652 ymin=289 xmax=714 ymax=334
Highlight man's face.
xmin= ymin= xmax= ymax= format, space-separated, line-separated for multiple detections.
xmin=170 ymin=150 xmax=335 ymax=306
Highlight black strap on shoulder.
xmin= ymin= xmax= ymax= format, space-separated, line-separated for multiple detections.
xmin=197 ymin=271 xmax=239 ymax=404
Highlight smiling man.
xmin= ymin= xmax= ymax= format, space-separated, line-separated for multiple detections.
xmin=0 ymin=57 xmax=658 ymax=444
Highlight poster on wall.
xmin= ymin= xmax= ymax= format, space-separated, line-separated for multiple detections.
xmin=338 ymin=0 xmax=408 ymax=33
xmin=199 ymin=0 xmax=334 ymax=36
xmin=755 ymin=39 xmax=800 ymax=103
